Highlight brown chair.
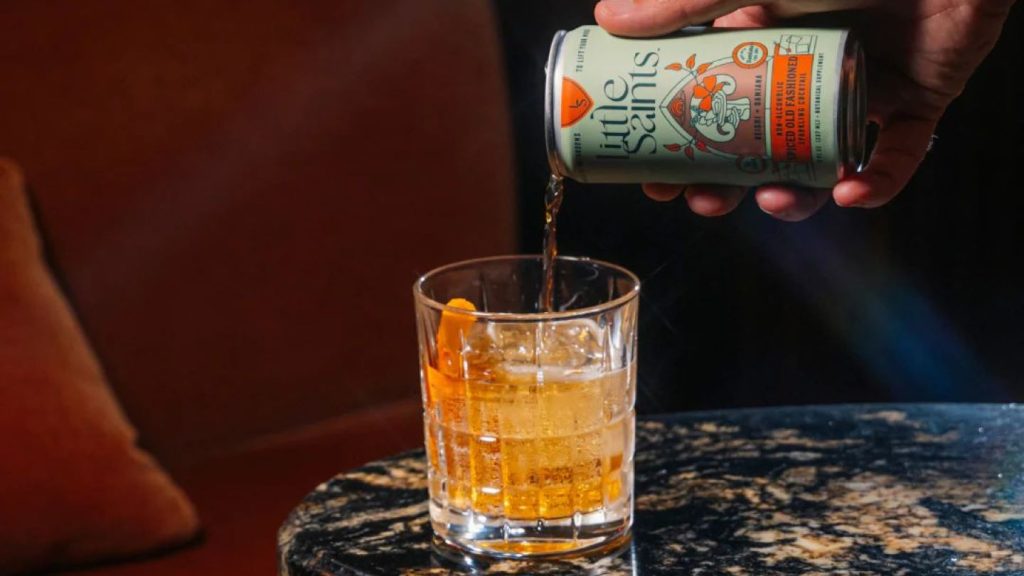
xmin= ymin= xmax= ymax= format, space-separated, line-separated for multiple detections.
xmin=0 ymin=0 xmax=515 ymax=573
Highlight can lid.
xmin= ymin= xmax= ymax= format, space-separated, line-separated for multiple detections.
xmin=839 ymin=34 xmax=868 ymax=178
xmin=544 ymin=30 xmax=570 ymax=178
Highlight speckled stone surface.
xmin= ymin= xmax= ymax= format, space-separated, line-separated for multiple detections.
xmin=279 ymin=404 xmax=1024 ymax=575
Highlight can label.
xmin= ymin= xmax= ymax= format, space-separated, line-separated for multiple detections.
xmin=549 ymin=26 xmax=850 ymax=186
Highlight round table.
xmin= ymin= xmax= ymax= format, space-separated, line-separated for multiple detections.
xmin=278 ymin=404 xmax=1024 ymax=575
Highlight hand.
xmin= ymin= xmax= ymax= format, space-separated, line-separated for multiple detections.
xmin=595 ymin=0 xmax=1016 ymax=221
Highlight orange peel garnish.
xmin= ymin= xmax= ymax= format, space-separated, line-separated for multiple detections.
xmin=436 ymin=298 xmax=476 ymax=379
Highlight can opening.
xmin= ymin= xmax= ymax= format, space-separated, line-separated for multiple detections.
xmin=840 ymin=36 xmax=868 ymax=178
xmin=544 ymin=30 xmax=570 ymax=178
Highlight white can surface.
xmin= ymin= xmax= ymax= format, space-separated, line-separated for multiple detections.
xmin=545 ymin=26 xmax=867 ymax=187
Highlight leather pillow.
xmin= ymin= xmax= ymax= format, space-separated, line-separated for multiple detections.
xmin=0 ymin=159 xmax=199 ymax=574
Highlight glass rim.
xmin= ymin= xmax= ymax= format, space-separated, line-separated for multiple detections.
xmin=413 ymin=254 xmax=640 ymax=321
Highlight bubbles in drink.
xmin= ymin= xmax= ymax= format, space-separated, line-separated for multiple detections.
xmin=424 ymin=305 xmax=634 ymax=540
xmin=419 ymin=256 xmax=638 ymax=555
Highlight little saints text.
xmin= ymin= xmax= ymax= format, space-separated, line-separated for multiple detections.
xmin=592 ymin=50 xmax=660 ymax=160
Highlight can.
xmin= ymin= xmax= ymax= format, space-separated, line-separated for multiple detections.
xmin=545 ymin=26 xmax=867 ymax=187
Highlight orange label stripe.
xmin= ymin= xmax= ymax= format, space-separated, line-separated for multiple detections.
xmin=769 ymin=47 xmax=814 ymax=163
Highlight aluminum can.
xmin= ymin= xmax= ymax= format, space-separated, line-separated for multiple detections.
xmin=545 ymin=26 xmax=867 ymax=187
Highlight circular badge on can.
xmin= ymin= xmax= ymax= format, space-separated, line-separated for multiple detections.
xmin=732 ymin=42 xmax=768 ymax=69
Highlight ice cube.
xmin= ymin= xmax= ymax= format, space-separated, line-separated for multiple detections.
xmin=458 ymin=322 xmax=501 ymax=381
xmin=486 ymin=322 xmax=538 ymax=365
xmin=486 ymin=319 xmax=607 ymax=373
xmin=538 ymin=319 xmax=605 ymax=370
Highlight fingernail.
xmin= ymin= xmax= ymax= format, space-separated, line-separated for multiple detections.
xmin=597 ymin=0 xmax=635 ymax=16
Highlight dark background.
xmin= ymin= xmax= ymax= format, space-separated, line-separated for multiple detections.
xmin=494 ymin=1 xmax=1024 ymax=414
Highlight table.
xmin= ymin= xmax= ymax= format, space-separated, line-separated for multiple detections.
xmin=278 ymin=404 xmax=1024 ymax=575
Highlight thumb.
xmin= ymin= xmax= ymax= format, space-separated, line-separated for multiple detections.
xmin=595 ymin=0 xmax=761 ymax=37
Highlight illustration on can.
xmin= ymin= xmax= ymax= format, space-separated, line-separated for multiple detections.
xmin=545 ymin=26 xmax=867 ymax=188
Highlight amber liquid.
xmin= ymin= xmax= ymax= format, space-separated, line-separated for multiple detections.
xmin=424 ymin=361 xmax=633 ymax=521
xmin=425 ymin=174 xmax=633 ymax=556
xmin=540 ymin=174 xmax=564 ymax=312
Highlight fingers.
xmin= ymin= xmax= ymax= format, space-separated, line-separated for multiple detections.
xmin=767 ymin=0 xmax=880 ymax=18
xmin=595 ymin=0 xmax=759 ymax=37
xmin=595 ymin=0 xmax=879 ymax=37
xmin=712 ymin=6 xmax=775 ymax=27
xmin=642 ymin=183 xmax=746 ymax=216
xmin=755 ymin=185 xmax=831 ymax=221
xmin=645 ymin=182 xmax=832 ymax=221
xmin=683 ymin=184 xmax=746 ymax=216
xmin=642 ymin=182 xmax=685 ymax=202
xmin=833 ymin=114 xmax=936 ymax=208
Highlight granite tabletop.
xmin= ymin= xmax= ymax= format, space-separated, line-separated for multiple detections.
xmin=278 ymin=404 xmax=1024 ymax=575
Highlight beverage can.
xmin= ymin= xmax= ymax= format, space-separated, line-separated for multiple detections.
xmin=545 ymin=26 xmax=867 ymax=187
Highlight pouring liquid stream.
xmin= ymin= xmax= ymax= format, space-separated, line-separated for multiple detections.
xmin=541 ymin=174 xmax=564 ymax=312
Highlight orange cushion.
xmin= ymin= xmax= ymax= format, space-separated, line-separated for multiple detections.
xmin=0 ymin=0 xmax=515 ymax=466
xmin=0 ymin=159 xmax=199 ymax=574
xmin=65 ymin=398 xmax=424 ymax=576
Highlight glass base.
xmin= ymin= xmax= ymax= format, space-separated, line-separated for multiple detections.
xmin=429 ymin=500 xmax=632 ymax=560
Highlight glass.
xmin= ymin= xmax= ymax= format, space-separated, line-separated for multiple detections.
xmin=413 ymin=255 xmax=639 ymax=559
